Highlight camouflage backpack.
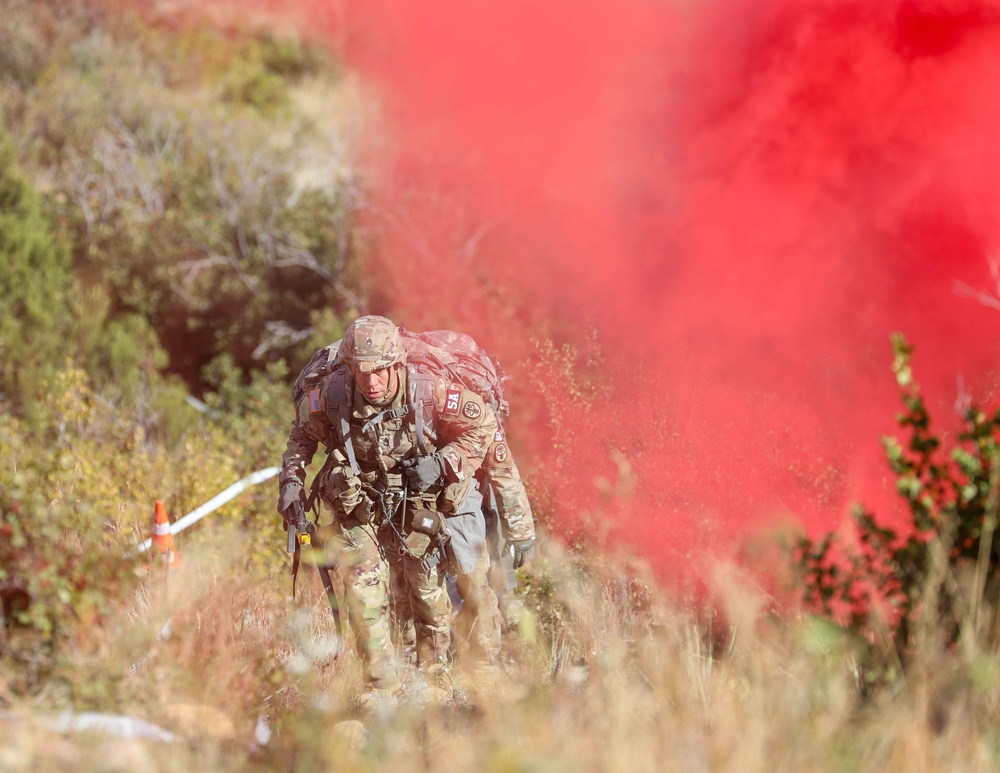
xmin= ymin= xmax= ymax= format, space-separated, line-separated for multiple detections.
xmin=398 ymin=327 xmax=509 ymax=418
xmin=291 ymin=341 xmax=342 ymax=409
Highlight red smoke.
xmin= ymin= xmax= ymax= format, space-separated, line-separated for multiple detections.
xmin=214 ymin=0 xmax=1000 ymax=578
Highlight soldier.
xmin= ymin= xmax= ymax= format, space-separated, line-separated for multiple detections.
xmin=371 ymin=333 xmax=536 ymax=666
xmin=278 ymin=315 xmax=500 ymax=693
xmin=393 ymin=438 xmax=534 ymax=667
xmin=480 ymin=428 xmax=536 ymax=633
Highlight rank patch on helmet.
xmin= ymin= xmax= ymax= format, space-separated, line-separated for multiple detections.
xmin=444 ymin=389 xmax=461 ymax=414
xmin=308 ymin=388 xmax=322 ymax=413
xmin=463 ymin=401 xmax=482 ymax=420
xmin=494 ymin=443 xmax=508 ymax=463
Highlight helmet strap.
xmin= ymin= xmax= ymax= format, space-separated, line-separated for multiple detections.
xmin=363 ymin=364 xmax=401 ymax=407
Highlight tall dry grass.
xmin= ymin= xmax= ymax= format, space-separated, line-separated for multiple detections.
xmin=3 ymin=522 xmax=1000 ymax=773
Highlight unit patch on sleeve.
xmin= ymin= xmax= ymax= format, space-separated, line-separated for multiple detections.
xmin=444 ymin=389 xmax=462 ymax=414
xmin=308 ymin=388 xmax=322 ymax=413
xmin=494 ymin=429 xmax=505 ymax=443
xmin=462 ymin=401 xmax=482 ymax=420
xmin=494 ymin=443 xmax=508 ymax=463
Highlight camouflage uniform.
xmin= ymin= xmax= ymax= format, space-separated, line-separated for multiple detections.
xmin=483 ymin=426 xmax=535 ymax=544
xmin=380 ymin=328 xmax=536 ymax=664
xmin=396 ymin=427 xmax=535 ymax=664
xmin=280 ymin=317 xmax=498 ymax=683
xmin=313 ymin=516 xmax=398 ymax=689
xmin=481 ymin=426 xmax=536 ymax=634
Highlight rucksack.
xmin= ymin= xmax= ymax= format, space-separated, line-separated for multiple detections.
xmin=291 ymin=341 xmax=341 ymax=408
xmin=397 ymin=326 xmax=509 ymax=418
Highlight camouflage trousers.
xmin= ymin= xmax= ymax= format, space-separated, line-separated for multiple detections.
xmin=322 ymin=518 xmax=452 ymax=684
xmin=393 ymin=504 xmax=501 ymax=665
xmin=452 ymin=553 xmax=502 ymax=663
xmin=321 ymin=519 xmax=398 ymax=690
xmin=383 ymin=526 xmax=452 ymax=672
xmin=393 ymin=558 xmax=501 ymax=665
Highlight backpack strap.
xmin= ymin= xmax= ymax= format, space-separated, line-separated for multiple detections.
xmin=323 ymin=367 xmax=361 ymax=476
xmin=340 ymin=405 xmax=360 ymax=477
xmin=406 ymin=364 xmax=436 ymax=455
xmin=361 ymin=403 xmax=413 ymax=435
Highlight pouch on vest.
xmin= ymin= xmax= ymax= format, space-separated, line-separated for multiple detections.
xmin=401 ymin=507 xmax=451 ymax=569
xmin=410 ymin=506 xmax=445 ymax=537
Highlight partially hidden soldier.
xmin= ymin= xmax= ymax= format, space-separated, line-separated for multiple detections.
xmin=372 ymin=328 xmax=536 ymax=665
xmin=480 ymin=425 xmax=536 ymax=634
xmin=278 ymin=315 xmax=501 ymax=693
xmin=396 ymin=427 xmax=537 ymax=664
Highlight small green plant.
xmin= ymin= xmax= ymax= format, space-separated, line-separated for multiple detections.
xmin=794 ymin=334 xmax=1000 ymax=689
xmin=0 ymin=421 xmax=139 ymax=695
xmin=0 ymin=129 xmax=78 ymax=413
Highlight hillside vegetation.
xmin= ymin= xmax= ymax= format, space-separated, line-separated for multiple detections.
xmin=3 ymin=2 xmax=1000 ymax=771
xmin=0 ymin=0 xmax=363 ymax=723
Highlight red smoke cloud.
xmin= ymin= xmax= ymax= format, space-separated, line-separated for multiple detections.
xmin=225 ymin=0 xmax=1000 ymax=577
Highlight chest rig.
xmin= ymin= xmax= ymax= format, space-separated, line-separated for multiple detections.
xmin=321 ymin=365 xmax=452 ymax=569
xmin=320 ymin=364 xmax=439 ymax=480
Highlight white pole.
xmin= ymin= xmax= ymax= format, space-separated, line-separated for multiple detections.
xmin=133 ymin=466 xmax=280 ymax=555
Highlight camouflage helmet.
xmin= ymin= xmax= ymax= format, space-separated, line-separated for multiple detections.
xmin=338 ymin=315 xmax=406 ymax=372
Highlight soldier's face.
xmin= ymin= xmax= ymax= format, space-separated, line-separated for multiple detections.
xmin=353 ymin=364 xmax=396 ymax=403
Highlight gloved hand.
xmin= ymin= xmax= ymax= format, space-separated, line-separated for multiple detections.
xmin=400 ymin=454 xmax=446 ymax=492
xmin=338 ymin=466 xmax=364 ymax=511
xmin=321 ymin=449 xmax=365 ymax=513
xmin=511 ymin=538 xmax=535 ymax=569
xmin=277 ymin=479 xmax=304 ymax=526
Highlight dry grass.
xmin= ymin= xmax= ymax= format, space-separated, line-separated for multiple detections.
xmin=2 ymin=526 xmax=1000 ymax=772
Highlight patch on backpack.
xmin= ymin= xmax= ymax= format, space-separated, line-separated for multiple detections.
xmin=308 ymin=388 xmax=322 ymax=413
xmin=463 ymin=401 xmax=482 ymax=420
xmin=444 ymin=389 xmax=461 ymax=414
xmin=494 ymin=443 xmax=508 ymax=463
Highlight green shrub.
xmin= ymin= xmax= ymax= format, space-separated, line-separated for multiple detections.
xmin=198 ymin=353 xmax=294 ymax=563
xmin=0 ymin=411 xmax=138 ymax=693
xmin=217 ymin=25 xmax=328 ymax=113
xmin=0 ymin=129 xmax=78 ymax=413
xmin=3 ymin=2 xmax=363 ymax=394
xmin=794 ymin=334 xmax=1000 ymax=688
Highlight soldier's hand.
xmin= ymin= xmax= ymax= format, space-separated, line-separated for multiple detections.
xmin=512 ymin=538 xmax=535 ymax=569
xmin=400 ymin=454 xmax=446 ymax=492
xmin=323 ymin=453 xmax=363 ymax=511
xmin=337 ymin=469 xmax=365 ymax=512
xmin=278 ymin=479 xmax=304 ymax=524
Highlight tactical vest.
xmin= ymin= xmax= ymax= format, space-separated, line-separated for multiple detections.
xmin=315 ymin=359 xmax=440 ymax=478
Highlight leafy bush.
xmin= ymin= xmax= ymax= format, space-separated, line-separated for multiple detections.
xmin=219 ymin=28 xmax=327 ymax=113
xmin=0 ymin=129 xmax=78 ymax=414
xmin=794 ymin=334 xmax=1000 ymax=688
xmin=0 ymin=5 xmax=354 ymax=697
xmin=0 ymin=410 xmax=138 ymax=694
xmin=1 ymin=1 xmax=363 ymax=395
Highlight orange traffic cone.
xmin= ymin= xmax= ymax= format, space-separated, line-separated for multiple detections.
xmin=150 ymin=499 xmax=180 ymax=568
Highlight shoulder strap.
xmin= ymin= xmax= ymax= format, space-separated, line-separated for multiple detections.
xmin=292 ymin=342 xmax=341 ymax=405
xmin=340 ymin=411 xmax=359 ymax=476
xmin=361 ymin=403 xmax=413 ymax=434
xmin=322 ymin=367 xmax=360 ymax=476
xmin=406 ymin=364 xmax=436 ymax=455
